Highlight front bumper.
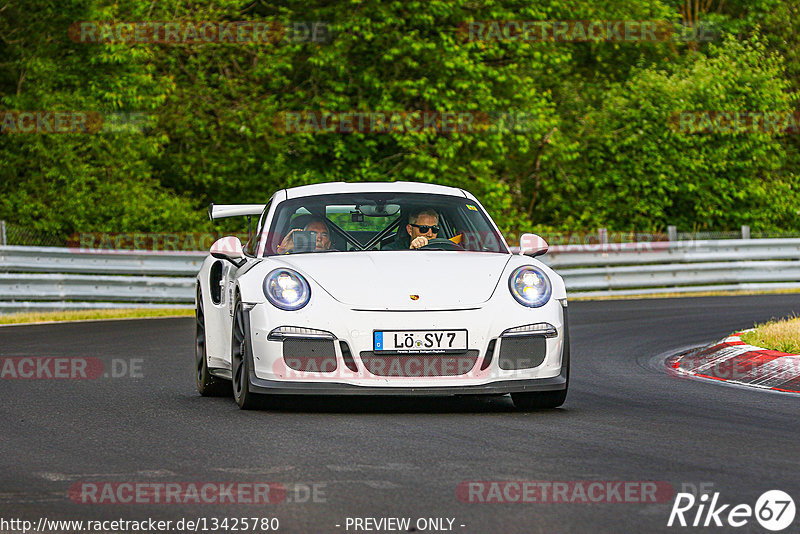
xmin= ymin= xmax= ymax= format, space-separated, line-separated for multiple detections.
xmin=246 ymin=375 xmax=567 ymax=396
xmin=242 ymin=298 xmax=570 ymax=396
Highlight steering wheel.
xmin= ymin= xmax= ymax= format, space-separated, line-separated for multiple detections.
xmin=419 ymin=238 xmax=464 ymax=251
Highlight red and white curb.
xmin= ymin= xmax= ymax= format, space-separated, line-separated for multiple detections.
xmin=667 ymin=332 xmax=800 ymax=393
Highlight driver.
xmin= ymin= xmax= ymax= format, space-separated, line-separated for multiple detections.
xmin=406 ymin=209 xmax=439 ymax=249
xmin=277 ymin=217 xmax=332 ymax=254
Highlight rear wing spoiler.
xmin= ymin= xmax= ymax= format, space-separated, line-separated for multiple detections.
xmin=208 ymin=203 xmax=266 ymax=221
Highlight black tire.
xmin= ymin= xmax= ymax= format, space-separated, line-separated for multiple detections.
xmin=231 ymin=296 xmax=261 ymax=410
xmin=195 ymin=288 xmax=230 ymax=397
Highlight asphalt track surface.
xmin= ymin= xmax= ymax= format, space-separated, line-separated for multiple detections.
xmin=1 ymin=295 xmax=799 ymax=534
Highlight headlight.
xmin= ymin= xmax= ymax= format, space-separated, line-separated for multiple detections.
xmin=263 ymin=269 xmax=310 ymax=310
xmin=509 ymin=266 xmax=551 ymax=308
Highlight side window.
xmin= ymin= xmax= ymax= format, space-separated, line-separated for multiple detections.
xmin=245 ymin=201 xmax=270 ymax=256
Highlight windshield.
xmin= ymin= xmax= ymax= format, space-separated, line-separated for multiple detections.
xmin=262 ymin=192 xmax=508 ymax=256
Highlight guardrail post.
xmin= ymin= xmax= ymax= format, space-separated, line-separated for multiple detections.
xmin=667 ymin=225 xmax=677 ymax=242
xmin=598 ymin=228 xmax=608 ymax=245
xmin=0 ymin=220 xmax=5 ymax=246
xmin=741 ymin=225 xmax=750 ymax=239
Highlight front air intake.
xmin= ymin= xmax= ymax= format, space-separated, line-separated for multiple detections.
xmin=498 ymin=337 xmax=547 ymax=370
xmin=282 ymin=338 xmax=338 ymax=373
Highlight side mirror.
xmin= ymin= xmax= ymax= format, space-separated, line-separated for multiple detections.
xmin=519 ymin=233 xmax=549 ymax=257
xmin=210 ymin=236 xmax=245 ymax=265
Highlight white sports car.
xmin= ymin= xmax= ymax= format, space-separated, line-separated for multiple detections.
xmin=195 ymin=181 xmax=569 ymax=409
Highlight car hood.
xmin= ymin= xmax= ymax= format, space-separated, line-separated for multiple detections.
xmin=277 ymin=251 xmax=512 ymax=310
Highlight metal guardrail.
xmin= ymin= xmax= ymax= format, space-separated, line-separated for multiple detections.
xmin=543 ymin=238 xmax=800 ymax=267
xmin=0 ymin=240 xmax=798 ymax=312
xmin=0 ymin=246 xmax=206 ymax=275
xmin=0 ymin=273 xmax=194 ymax=302
xmin=539 ymin=238 xmax=800 ymax=298
xmin=0 ymin=246 xmax=202 ymax=313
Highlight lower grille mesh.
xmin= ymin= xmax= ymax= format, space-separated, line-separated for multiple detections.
xmin=498 ymin=336 xmax=547 ymax=370
xmin=282 ymin=339 xmax=338 ymax=373
xmin=359 ymin=350 xmax=479 ymax=377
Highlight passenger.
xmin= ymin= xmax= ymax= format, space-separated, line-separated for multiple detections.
xmin=277 ymin=217 xmax=332 ymax=254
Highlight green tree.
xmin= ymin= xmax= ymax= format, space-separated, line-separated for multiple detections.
xmin=0 ymin=0 xmax=202 ymax=238
xmin=554 ymin=36 xmax=799 ymax=231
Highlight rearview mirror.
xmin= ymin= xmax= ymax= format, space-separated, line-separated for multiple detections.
xmin=519 ymin=233 xmax=549 ymax=257
xmin=210 ymin=236 xmax=245 ymax=265
xmin=360 ymin=204 xmax=401 ymax=217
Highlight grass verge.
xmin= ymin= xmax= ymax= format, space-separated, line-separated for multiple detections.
xmin=0 ymin=308 xmax=194 ymax=325
xmin=740 ymin=316 xmax=800 ymax=354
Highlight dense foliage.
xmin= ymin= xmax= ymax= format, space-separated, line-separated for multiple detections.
xmin=1 ymin=0 xmax=799 ymax=240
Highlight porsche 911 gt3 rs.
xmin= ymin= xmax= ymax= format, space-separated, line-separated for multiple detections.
xmin=195 ymin=181 xmax=569 ymax=410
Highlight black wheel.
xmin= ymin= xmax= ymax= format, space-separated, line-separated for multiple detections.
xmin=195 ymin=288 xmax=230 ymax=397
xmin=419 ymin=237 xmax=464 ymax=251
xmin=231 ymin=296 xmax=260 ymax=410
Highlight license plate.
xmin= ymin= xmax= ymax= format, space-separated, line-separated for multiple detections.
xmin=373 ymin=330 xmax=468 ymax=353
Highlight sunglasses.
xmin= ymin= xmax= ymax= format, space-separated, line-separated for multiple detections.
xmin=409 ymin=223 xmax=440 ymax=234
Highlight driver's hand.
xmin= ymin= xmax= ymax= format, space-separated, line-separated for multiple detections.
xmin=277 ymin=229 xmax=298 ymax=254
xmin=410 ymin=236 xmax=429 ymax=249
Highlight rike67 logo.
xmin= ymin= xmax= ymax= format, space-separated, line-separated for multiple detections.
xmin=668 ymin=490 xmax=796 ymax=531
